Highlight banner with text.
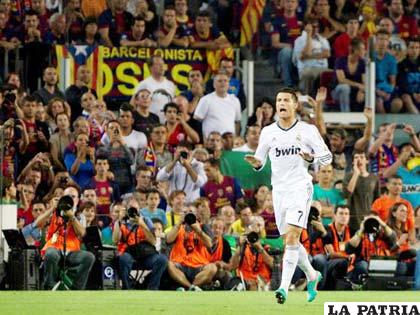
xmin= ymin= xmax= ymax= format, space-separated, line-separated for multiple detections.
xmin=56 ymin=45 xmax=217 ymax=101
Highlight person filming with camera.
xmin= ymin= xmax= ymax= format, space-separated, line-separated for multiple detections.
xmin=345 ymin=213 xmax=397 ymax=285
xmin=40 ymin=186 xmax=95 ymax=290
xmin=156 ymin=142 xmax=207 ymax=204
xmin=113 ymin=206 xmax=168 ymax=290
xmin=230 ymin=225 xmax=273 ymax=291
xmin=166 ymin=207 xmax=216 ymax=291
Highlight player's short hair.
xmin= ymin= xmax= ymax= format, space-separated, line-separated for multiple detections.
xmin=277 ymin=87 xmax=298 ymax=103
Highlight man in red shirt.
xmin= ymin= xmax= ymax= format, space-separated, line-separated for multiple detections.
xmin=387 ymin=0 xmax=418 ymax=39
xmin=333 ymin=14 xmax=360 ymax=58
xmin=270 ymin=0 xmax=302 ymax=87
xmin=19 ymin=95 xmax=50 ymax=170
xmin=200 ymin=158 xmax=244 ymax=216
xmin=85 ymin=156 xmax=120 ymax=226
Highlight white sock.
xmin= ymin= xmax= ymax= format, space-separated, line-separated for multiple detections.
xmin=297 ymin=244 xmax=317 ymax=281
xmin=279 ymin=245 xmax=300 ymax=293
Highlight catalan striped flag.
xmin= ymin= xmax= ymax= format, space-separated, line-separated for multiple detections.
xmin=240 ymin=0 xmax=266 ymax=47
xmin=55 ymin=45 xmax=104 ymax=98
xmin=143 ymin=142 xmax=157 ymax=176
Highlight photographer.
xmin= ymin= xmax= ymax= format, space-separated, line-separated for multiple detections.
xmin=0 ymin=118 xmax=28 ymax=179
xmin=113 ymin=207 xmax=168 ymax=290
xmin=156 ymin=142 xmax=207 ymax=204
xmin=41 ymin=186 xmax=95 ymax=290
xmin=324 ymin=205 xmax=356 ymax=289
xmin=345 ymin=214 xmax=397 ymax=284
xmin=230 ymin=230 xmax=273 ymax=291
xmin=166 ymin=207 xmax=217 ymax=291
xmin=0 ymin=84 xmax=24 ymax=122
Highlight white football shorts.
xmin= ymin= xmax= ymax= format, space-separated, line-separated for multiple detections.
xmin=272 ymin=183 xmax=313 ymax=235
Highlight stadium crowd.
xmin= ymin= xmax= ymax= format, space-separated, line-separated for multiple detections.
xmin=0 ymin=0 xmax=419 ymax=292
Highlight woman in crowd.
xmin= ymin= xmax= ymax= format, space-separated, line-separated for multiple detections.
xmin=45 ymin=98 xmax=71 ymax=134
xmin=247 ymin=97 xmax=276 ymax=128
xmin=50 ymin=112 xmax=73 ymax=169
xmin=164 ymin=103 xmax=200 ymax=151
xmin=64 ymin=132 xmax=95 ymax=187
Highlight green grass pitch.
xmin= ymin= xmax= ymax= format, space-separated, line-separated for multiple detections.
xmin=0 ymin=291 xmax=419 ymax=315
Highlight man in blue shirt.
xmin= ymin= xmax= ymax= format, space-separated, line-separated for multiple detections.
xmin=374 ymin=29 xmax=403 ymax=113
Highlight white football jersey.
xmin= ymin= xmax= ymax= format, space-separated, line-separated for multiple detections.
xmin=254 ymin=120 xmax=332 ymax=189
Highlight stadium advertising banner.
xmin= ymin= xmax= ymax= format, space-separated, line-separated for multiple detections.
xmin=56 ymin=45 xmax=226 ymax=101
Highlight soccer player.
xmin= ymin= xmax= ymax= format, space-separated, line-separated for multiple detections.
xmin=245 ymin=87 xmax=332 ymax=304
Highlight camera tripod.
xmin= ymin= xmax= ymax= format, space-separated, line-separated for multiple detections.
xmin=52 ymin=220 xmax=73 ymax=291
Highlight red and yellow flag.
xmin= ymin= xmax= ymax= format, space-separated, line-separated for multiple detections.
xmin=240 ymin=0 xmax=266 ymax=46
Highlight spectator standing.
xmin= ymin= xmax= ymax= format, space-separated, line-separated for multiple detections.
xmin=205 ymin=58 xmax=247 ymax=111
xmin=131 ymin=88 xmax=160 ymax=138
xmin=101 ymin=104 xmax=147 ymax=174
xmin=97 ymin=120 xmax=134 ymax=195
xmin=135 ymin=56 xmax=176 ymax=123
xmin=343 ymin=151 xmax=380 ymax=230
xmin=194 ymin=71 xmax=241 ymax=140
xmin=33 ymin=67 xmax=65 ymax=106
xmin=156 ymin=143 xmax=207 ymax=204
xmin=136 ymin=124 xmax=173 ymax=175
xmin=65 ymin=65 xmax=96 ymax=123
xmin=64 ymin=132 xmax=95 ymax=188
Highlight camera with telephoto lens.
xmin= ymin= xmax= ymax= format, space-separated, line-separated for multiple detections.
xmin=56 ymin=195 xmax=74 ymax=219
xmin=363 ymin=217 xmax=380 ymax=234
xmin=180 ymin=151 xmax=188 ymax=159
xmin=247 ymin=231 xmax=259 ymax=244
xmin=184 ymin=212 xmax=197 ymax=225
xmin=308 ymin=206 xmax=320 ymax=224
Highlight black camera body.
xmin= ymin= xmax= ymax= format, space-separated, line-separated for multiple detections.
xmin=308 ymin=206 xmax=320 ymax=224
xmin=364 ymin=217 xmax=380 ymax=234
xmin=56 ymin=195 xmax=74 ymax=219
xmin=127 ymin=207 xmax=139 ymax=219
xmin=247 ymin=231 xmax=259 ymax=244
xmin=180 ymin=151 xmax=188 ymax=159
xmin=184 ymin=213 xmax=197 ymax=225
